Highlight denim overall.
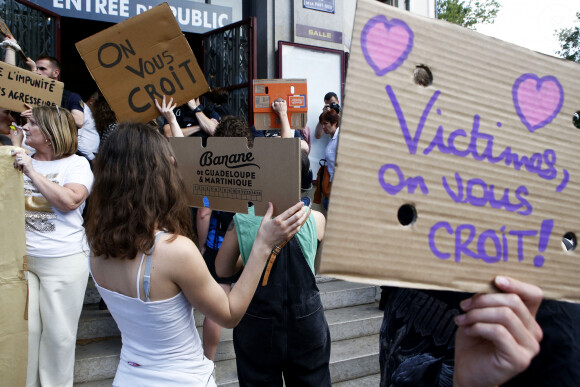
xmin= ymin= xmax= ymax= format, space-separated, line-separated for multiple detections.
xmin=233 ymin=237 xmax=331 ymax=386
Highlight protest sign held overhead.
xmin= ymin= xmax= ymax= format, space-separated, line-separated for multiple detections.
xmin=320 ymin=0 xmax=580 ymax=301
xmin=0 ymin=62 xmax=63 ymax=112
xmin=170 ymin=137 xmax=301 ymax=217
xmin=253 ymin=79 xmax=308 ymax=130
xmin=76 ymin=2 xmax=209 ymax=123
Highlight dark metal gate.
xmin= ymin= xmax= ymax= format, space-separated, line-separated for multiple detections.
xmin=202 ymin=17 xmax=256 ymax=123
xmin=0 ymin=0 xmax=59 ymax=65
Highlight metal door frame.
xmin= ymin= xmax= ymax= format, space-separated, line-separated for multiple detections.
xmin=2 ymin=0 xmax=60 ymax=63
xmin=202 ymin=17 xmax=257 ymax=123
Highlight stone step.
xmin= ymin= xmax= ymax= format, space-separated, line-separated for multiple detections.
xmin=74 ymin=302 xmax=382 ymax=383
xmin=333 ymin=373 xmax=381 ymax=386
xmin=319 ymin=280 xmax=379 ymax=310
xmin=75 ymin=375 xmax=385 ymax=387
xmin=77 ymin=304 xmax=120 ymax=340
xmin=84 ymin=275 xmax=351 ymax=306
xmin=326 ymin=302 xmax=383 ymax=342
xmin=74 ymin=379 xmax=114 ymax=386
xmin=79 ymin=279 xmax=379 ymax=339
xmin=75 ymin=280 xmax=381 ymax=385
xmin=213 ymin=334 xmax=380 ymax=386
xmin=74 ymin=337 xmax=121 ymax=384
xmin=206 ymin=301 xmax=383 ymax=363
xmin=84 ymin=276 xmax=100 ymax=305
xmin=329 ymin=334 xmax=380 ymax=383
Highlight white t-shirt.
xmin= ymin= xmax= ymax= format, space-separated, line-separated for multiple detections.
xmin=78 ymin=104 xmax=100 ymax=160
xmin=24 ymin=154 xmax=93 ymax=257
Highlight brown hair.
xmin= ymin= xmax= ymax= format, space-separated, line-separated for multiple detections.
xmin=215 ymin=115 xmax=253 ymax=146
xmin=319 ymin=109 xmax=340 ymax=126
xmin=85 ymin=122 xmax=193 ymax=259
xmin=92 ymin=93 xmax=118 ymax=136
xmin=32 ymin=106 xmax=77 ymax=157
xmin=36 ymin=55 xmax=61 ymax=70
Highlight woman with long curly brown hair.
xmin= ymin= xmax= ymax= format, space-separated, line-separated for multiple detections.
xmin=85 ymin=122 xmax=307 ymax=386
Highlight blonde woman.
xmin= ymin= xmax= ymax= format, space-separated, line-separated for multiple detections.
xmin=12 ymin=106 xmax=93 ymax=387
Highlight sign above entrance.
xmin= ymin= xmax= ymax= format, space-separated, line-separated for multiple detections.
xmin=26 ymin=0 xmax=232 ymax=34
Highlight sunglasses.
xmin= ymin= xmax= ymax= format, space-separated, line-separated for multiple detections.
xmin=37 ymin=66 xmax=48 ymax=71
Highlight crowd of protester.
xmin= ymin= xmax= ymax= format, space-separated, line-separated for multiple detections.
xmin=2 ymin=32 xmax=580 ymax=387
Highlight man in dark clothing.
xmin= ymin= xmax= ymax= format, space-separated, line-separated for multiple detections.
xmin=34 ymin=55 xmax=84 ymax=128
xmin=380 ymin=280 xmax=580 ymax=386
xmin=161 ymin=98 xmax=219 ymax=143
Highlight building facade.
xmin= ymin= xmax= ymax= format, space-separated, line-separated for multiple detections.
xmin=1 ymin=0 xmax=435 ymax=168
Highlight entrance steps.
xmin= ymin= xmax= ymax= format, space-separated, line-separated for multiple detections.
xmin=74 ymin=277 xmax=383 ymax=386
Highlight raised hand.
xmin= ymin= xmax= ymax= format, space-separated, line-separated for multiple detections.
xmin=454 ymin=276 xmax=543 ymax=387
xmin=256 ymin=201 xmax=307 ymax=250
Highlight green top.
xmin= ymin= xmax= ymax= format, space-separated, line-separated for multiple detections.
xmin=234 ymin=206 xmax=318 ymax=274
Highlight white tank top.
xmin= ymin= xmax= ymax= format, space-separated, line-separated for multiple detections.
xmin=90 ymin=232 xmax=216 ymax=386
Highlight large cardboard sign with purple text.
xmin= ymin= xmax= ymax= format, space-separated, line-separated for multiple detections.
xmin=320 ymin=0 xmax=580 ymax=301
xmin=76 ymin=3 xmax=209 ymax=123
xmin=170 ymin=137 xmax=301 ymax=217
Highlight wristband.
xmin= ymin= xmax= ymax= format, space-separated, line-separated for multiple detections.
xmin=192 ymin=105 xmax=203 ymax=114
xmin=1 ymin=40 xmax=21 ymax=51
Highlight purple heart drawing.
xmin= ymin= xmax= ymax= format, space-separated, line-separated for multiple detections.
xmin=512 ymin=74 xmax=564 ymax=132
xmin=361 ymin=15 xmax=414 ymax=76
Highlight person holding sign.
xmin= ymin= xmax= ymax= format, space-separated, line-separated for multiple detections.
xmin=21 ymin=53 xmax=85 ymax=129
xmin=215 ymin=151 xmax=330 ymax=387
xmin=1 ymin=36 xmax=26 ymax=147
xmin=161 ymin=97 xmax=219 ymax=140
xmin=11 ymin=106 xmax=93 ymax=387
xmin=195 ymin=116 xmax=251 ymax=361
xmin=0 ymin=108 xmax=23 ymax=146
xmin=85 ymin=123 xmax=308 ymax=386
xmin=379 ymin=278 xmax=580 ymax=386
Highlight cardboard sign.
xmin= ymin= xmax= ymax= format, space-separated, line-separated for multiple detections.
xmin=0 ymin=148 xmax=28 ymax=386
xmin=320 ymin=0 xmax=580 ymax=301
xmin=0 ymin=16 xmax=13 ymax=37
xmin=0 ymin=62 xmax=64 ymax=112
xmin=253 ymin=79 xmax=308 ymax=130
xmin=170 ymin=137 xmax=301 ymax=216
xmin=76 ymin=3 xmax=209 ymax=123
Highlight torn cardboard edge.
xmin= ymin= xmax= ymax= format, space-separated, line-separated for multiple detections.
xmin=170 ymin=136 xmax=301 ymax=217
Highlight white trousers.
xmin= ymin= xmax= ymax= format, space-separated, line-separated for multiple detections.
xmin=26 ymin=252 xmax=89 ymax=387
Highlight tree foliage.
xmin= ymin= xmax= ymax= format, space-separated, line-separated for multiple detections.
xmin=555 ymin=12 xmax=580 ymax=63
xmin=437 ymin=0 xmax=501 ymax=30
